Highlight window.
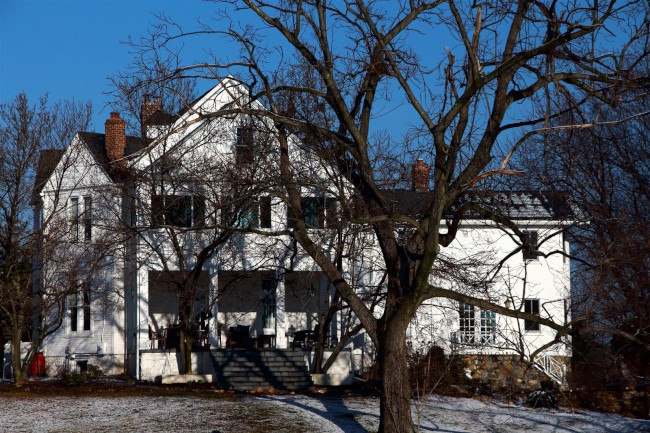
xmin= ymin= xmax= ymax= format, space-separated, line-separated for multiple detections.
xmin=236 ymin=126 xmax=254 ymax=165
xmin=480 ymin=310 xmax=497 ymax=343
xmin=69 ymin=197 xmax=79 ymax=241
xmin=152 ymin=195 xmax=205 ymax=227
xmin=459 ymin=303 xmax=498 ymax=345
xmin=83 ymin=196 xmax=92 ymax=241
xmin=224 ymin=197 xmax=272 ymax=229
xmin=458 ymin=302 xmax=476 ymax=344
xmin=69 ymin=196 xmax=92 ymax=242
xmin=522 ymin=231 xmax=539 ymax=260
xmin=524 ymin=299 xmax=540 ymax=331
xmin=287 ymin=197 xmax=338 ymax=229
xmin=69 ymin=282 xmax=91 ymax=332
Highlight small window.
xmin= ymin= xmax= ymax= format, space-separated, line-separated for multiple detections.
xmin=236 ymin=126 xmax=254 ymax=165
xmin=524 ymin=299 xmax=540 ymax=331
xmin=522 ymin=231 xmax=539 ymax=260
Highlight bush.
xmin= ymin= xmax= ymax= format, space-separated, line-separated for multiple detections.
xmin=525 ymin=389 xmax=558 ymax=408
xmin=64 ymin=371 xmax=87 ymax=387
xmin=62 ymin=364 xmax=103 ymax=386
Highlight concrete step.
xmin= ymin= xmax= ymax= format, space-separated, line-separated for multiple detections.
xmin=208 ymin=349 xmax=313 ymax=391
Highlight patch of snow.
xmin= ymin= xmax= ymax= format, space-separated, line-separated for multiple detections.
xmin=0 ymin=393 xmax=648 ymax=433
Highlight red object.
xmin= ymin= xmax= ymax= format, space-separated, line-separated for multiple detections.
xmin=30 ymin=352 xmax=46 ymax=377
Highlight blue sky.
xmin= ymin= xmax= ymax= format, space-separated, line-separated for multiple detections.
xmin=0 ymin=0 xmax=221 ymax=131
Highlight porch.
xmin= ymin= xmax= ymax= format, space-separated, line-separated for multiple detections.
xmin=146 ymin=270 xmax=335 ymax=351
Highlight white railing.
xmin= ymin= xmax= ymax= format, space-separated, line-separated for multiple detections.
xmin=534 ymin=353 xmax=566 ymax=386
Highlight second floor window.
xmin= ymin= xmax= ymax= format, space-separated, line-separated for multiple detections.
xmin=83 ymin=197 xmax=92 ymax=241
xmin=225 ymin=196 xmax=272 ymax=229
xmin=287 ymin=197 xmax=339 ymax=229
xmin=151 ymin=194 xmax=205 ymax=227
xmin=69 ymin=197 xmax=80 ymax=241
xmin=69 ymin=196 xmax=92 ymax=242
xmin=522 ymin=231 xmax=539 ymax=260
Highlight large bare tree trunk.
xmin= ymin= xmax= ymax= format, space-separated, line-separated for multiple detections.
xmin=178 ymin=328 xmax=193 ymax=374
xmin=377 ymin=318 xmax=414 ymax=433
xmin=11 ymin=326 xmax=26 ymax=386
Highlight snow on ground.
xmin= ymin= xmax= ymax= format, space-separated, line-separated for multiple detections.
xmin=1 ymin=393 xmax=648 ymax=433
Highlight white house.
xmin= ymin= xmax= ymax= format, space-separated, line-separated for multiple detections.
xmin=29 ymin=79 xmax=578 ymax=388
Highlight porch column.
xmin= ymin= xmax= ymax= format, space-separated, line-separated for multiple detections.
xmin=275 ymin=268 xmax=287 ymax=348
xmin=208 ymin=268 xmax=219 ymax=348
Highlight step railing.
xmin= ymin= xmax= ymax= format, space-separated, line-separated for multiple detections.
xmin=533 ymin=353 xmax=566 ymax=386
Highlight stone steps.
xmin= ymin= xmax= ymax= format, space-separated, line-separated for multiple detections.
xmin=209 ymin=349 xmax=313 ymax=391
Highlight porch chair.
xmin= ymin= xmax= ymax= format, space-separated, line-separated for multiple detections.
xmin=148 ymin=324 xmax=166 ymax=349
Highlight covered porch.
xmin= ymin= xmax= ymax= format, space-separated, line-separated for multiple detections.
xmin=145 ymin=269 xmax=340 ymax=352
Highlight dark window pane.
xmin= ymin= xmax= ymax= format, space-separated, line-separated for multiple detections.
xmin=287 ymin=205 xmax=297 ymax=229
xmin=524 ymin=299 xmax=540 ymax=331
xmin=193 ymin=195 xmax=206 ymax=226
xmin=302 ymin=197 xmax=324 ymax=229
xmin=82 ymin=283 xmax=91 ymax=331
xmin=168 ymin=195 xmax=192 ymax=227
xmin=151 ymin=195 xmax=165 ymax=226
xmin=325 ymin=198 xmax=339 ymax=229
xmin=523 ymin=231 xmax=539 ymax=260
xmin=84 ymin=196 xmax=92 ymax=241
xmin=259 ymin=196 xmax=272 ymax=228
xmin=69 ymin=291 xmax=78 ymax=332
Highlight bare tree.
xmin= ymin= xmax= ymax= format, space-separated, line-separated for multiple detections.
xmin=119 ymin=1 xmax=649 ymax=430
xmin=518 ymin=92 xmax=650 ymax=393
xmin=0 ymin=93 xmax=95 ymax=385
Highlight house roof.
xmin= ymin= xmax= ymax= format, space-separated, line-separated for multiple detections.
xmin=31 ymin=132 xmax=144 ymax=204
xmin=31 ymin=149 xmax=65 ymax=204
xmin=78 ymin=131 xmax=145 ymax=171
xmin=382 ymin=190 xmax=582 ymax=221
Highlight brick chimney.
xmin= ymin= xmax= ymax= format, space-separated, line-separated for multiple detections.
xmin=412 ymin=159 xmax=430 ymax=191
xmin=105 ymin=112 xmax=126 ymax=162
xmin=140 ymin=95 xmax=162 ymax=126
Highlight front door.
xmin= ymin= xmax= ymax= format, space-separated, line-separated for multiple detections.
xmin=261 ymin=279 xmax=276 ymax=330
